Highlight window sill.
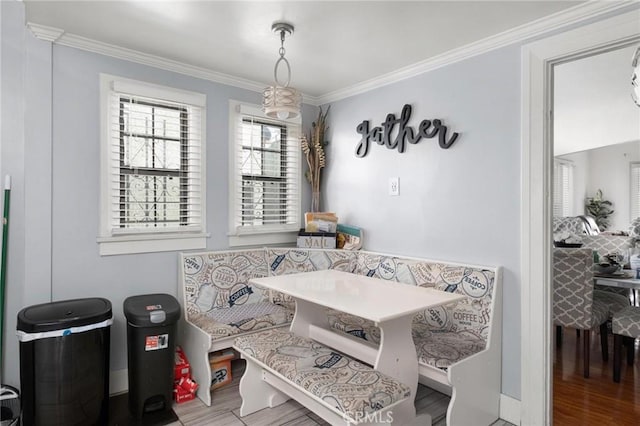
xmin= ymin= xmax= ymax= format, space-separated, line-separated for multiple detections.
xmin=98 ymin=232 xmax=208 ymax=256
xmin=228 ymin=231 xmax=297 ymax=248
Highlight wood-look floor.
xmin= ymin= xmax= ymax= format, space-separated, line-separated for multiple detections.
xmin=168 ymin=360 xmax=513 ymax=426
xmin=553 ymin=327 xmax=640 ymax=425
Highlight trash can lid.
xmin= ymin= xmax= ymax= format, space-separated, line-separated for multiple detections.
xmin=17 ymin=298 xmax=112 ymax=333
xmin=123 ymin=293 xmax=181 ymax=327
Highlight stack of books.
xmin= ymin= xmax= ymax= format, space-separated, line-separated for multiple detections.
xmin=296 ymin=213 xmax=363 ymax=250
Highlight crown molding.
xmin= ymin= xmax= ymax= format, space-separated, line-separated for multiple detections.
xmin=57 ymin=31 xmax=267 ymax=94
xmin=25 ymin=21 xmax=320 ymax=105
xmin=315 ymin=1 xmax=639 ymax=105
xmin=27 ymin=23 xmax=64 ymax=42
xmin=25 ymin=1 xmax=636 ymax=107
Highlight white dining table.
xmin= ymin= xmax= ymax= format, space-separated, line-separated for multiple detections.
xmin=594 ymin=273 xmax=640 ymax=290
xmin=594 ymin=272 xmax=640 ymax=306
xmin=250 ymin=269 xmax=464 ymax=425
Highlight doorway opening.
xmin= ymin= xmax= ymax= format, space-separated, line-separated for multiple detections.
xmin=521 ymin=8 xmax=640 ymax=425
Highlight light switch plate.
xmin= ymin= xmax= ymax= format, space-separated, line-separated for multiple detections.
xmin=389 ymin=177 xmax=400 ymax=196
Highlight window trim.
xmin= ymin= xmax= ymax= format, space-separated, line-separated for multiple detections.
xmin=630 ymin=162 xmax=640 ymax=221
xmin=227 ymin=100 xmax=301 ymax=247
xmin=553 ymin=159 xmax=574 ymax=217
xmin=99 ymin=74 xmax=207 ymax=255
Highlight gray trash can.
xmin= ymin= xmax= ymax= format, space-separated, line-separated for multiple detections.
xmin=16 ymin=298 xmax=112 ymax=426
xmin=123 ymin=294 xmax=180 ymax=419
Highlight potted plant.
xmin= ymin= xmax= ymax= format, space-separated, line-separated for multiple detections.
xmin=585 ymin=189 xmax=614 ymax=231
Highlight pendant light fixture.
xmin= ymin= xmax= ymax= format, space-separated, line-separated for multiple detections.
xmin=263 ymin=22 xmax=301 ymax=120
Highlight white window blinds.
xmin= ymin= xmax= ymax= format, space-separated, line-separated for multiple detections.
xmin=630 ymin=162 xmax=640 ymax=221
xmin=553 ymin=160 xmax=574 ymax=217
xmin=229 ymin=102 xmax=301 ymax=236
xmin=103 ymin=77 xmax=205 ymax=236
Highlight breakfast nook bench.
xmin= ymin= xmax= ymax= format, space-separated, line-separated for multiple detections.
xmin=178 ymin=248 xmax=502 ymax=425
xmin=234 ymin=328 xmax=413 ymax=425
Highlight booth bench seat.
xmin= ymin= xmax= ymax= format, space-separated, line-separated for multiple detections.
xmin=186 ymin=302 xmax=292 ymax=344
xmin=178 ymin=248 xmax=502 ymax=426
xmin=234 ymin=328 xmax=412 ymax=425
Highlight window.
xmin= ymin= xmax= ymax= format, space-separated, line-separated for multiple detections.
xmin=553 ymin=159 xmax=574 ymax=217
xmin=630 ymin=162 xmax=640 ymax=221
xmin=99 ymin=74 xmax=206 ymax=255
xmin=228 ymin=101 xmax=301 ymax=246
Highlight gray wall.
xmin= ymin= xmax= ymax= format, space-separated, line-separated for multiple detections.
xmin=323 ymin=46 xmax=521 ymax=398
xmin=1 ymin=0 xmax=35 ymax=387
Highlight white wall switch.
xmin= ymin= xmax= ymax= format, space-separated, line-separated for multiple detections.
xmin=389 ymin=177 xmax=400 ymax=196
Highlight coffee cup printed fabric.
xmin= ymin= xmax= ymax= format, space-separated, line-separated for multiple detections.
xmin=183 ymin=250 xmax=269 ymax=314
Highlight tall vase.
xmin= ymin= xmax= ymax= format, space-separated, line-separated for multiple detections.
xmin=311 ymin=191 xmax=320 ymax=212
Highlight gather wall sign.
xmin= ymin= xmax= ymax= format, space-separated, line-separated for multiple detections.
xmin=354 ymin=104 xmax=460 ymax=157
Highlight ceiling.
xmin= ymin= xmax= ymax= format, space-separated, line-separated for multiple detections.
xmin=554 ymin=44 xmax=640 ymax=156
xmin=24 ymin=1 xmax=585 ymax=100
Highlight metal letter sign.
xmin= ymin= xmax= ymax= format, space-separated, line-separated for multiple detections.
xmin=355 ymin=104 xmax=460 ymax=157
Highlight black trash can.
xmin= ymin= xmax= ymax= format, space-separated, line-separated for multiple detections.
xmin=16 ymin=297 xmax=112 ymax=426
xmin=123 ymin=293 xmax=180 ymax=419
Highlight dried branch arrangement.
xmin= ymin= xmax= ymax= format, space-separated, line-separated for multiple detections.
xmin=301 ymin=106 xmax=330 ymax=211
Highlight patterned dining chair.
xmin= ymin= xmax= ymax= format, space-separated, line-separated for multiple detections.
xmin=582 ymin=234 xmax=634 ymax=302
xmin=612 ymin=306 xmax=640 ymax=382
xmin=553 ymin=248 xmax=609 ymax=378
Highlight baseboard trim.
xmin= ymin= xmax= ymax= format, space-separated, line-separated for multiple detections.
xmin=500 ymin=393 xmax=521 ymax=425
xmin=109 ymin=368 xmax=128 ymax=396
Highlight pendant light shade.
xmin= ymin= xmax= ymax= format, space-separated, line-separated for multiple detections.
xmin=263 ymin=22 xmax=301 ymax=120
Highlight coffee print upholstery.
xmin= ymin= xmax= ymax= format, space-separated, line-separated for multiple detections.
xmin=326 ymin=308 xmax=381 ymax=344
xmin=234 ymin=328 xmax=411 ymax=421
xmin=267 ymin=248 xmax=357 ymax=310
xmin=179 ymin=247 xmax=501 ymax=423
xmin=411 ymin=323 xmax=485 ymax=369
xmin=352 ymin=254 xmax=495 ymax=340
xmin=410 ymin=262 xmax=495 ymax=339
xmin=182 ymin=250 xmax=291 ymax=340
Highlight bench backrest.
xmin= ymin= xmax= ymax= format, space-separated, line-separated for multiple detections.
xmin=353 ymin=252 xmax=496 ymax=341
xmin=267 ymin=248 xmax=357 ymax=275
xmin=179 ymin=248 xmax=498 ymax=342
xmin=180 ymin=250 xmax=269 ymax=319
xmin=266 ymin=248 xmax=357 ymax=309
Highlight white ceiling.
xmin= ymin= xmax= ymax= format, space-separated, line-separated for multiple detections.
xmin=554 ymin=44 xmax=640 ymax=156
xmin=24 ymin=1 xmax=584 ymax=99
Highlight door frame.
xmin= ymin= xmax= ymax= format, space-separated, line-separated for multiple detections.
xmin=521 ymin=8 xmax=640 ymax=426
